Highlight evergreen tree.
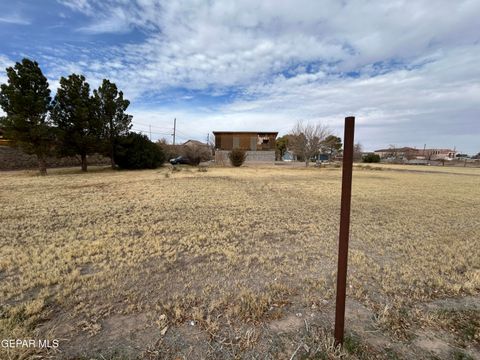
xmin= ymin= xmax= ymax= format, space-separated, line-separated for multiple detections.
xmin=92 ymin=79 xmax=132 ymax=169
xmin=275 ymin=135 xmax=289 ymax=160
xmin=114 ymin=132 xmax=165 ymax=169
xmin=51 ymin=74 xmax=100 ymax=172
xmin=321 ymin=135 xmax=342 ymax=159
xmin=0 ymin=58 xmax=52 ymax=175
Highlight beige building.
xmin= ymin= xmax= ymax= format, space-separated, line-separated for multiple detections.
xmin=213 ymin=131 xmax=278 ymax=163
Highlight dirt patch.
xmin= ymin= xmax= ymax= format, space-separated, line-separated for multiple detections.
xmin=268 ymin=313 xmax=304 ymax=333
xmin=414 ymin=331 xmax=453 ymax=358
xmin=56 ymin=313 xmax=158 ymax=359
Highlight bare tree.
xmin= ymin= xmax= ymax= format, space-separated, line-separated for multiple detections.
xmin=288 ymin=121 xmax=330 ymax=166
xmin=423 ymin=149 xmax=435 ymax=161
xmin=353 ymin=143 xmax=363 ymax=162
xmin=183 ymin=143 xmax=212 ymax=165
xmin=387 ymin=144 xmax=398 ymax=159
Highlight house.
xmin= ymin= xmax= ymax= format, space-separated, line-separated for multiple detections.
xmin=374 ymin=147 xmax=457 ymax=161
xmin=183 ymin=139 xmax=209 ymax=148
xmin=423 ymin=149 xmax=457 ymax=160
xmin=282 ymin=150 xmax=296 ymax=161
xmin=213 ymin=131 xmax=278 ymax=163
xmin=374 ymin=147 xmax=418 ymax=159
xmin=181 ymin=139 xmax=212 ymax=162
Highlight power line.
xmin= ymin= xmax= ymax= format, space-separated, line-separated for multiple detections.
xmin=131 ymin=128 xmax=171 ymax=136
xmin=131 ymin=120 xmax=172 ymax=131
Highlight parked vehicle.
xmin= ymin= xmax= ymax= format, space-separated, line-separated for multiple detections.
xmin=169 ymin=156 xmax=191 ymax=165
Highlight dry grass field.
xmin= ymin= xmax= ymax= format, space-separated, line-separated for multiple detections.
xmin=0 ymin=165 xmax=479 ymax=359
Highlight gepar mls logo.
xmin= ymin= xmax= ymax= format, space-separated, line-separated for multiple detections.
xmin=1 ymin=339 xmax=59 ymax=349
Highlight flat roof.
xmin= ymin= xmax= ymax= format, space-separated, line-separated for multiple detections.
xmin=213 ymin=131 xmax=278 ymax=135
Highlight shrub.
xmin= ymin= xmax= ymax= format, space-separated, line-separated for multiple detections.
xmin=156 ymin=140 xmax=181 ymax=161
xmin=362 ymin=153 xmax=381 ymax=163
xmin=228 ymin=148 xmax=247 ymax=167
xmin=114 ymin=133 xmax=165 ymax=169
xmin=183 ymin=144 xmax=212 ymax=165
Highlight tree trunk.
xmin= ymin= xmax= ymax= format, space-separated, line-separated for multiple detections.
xmin=81 ymin=153 xmax=88 ymax=172
xmin=38 ymin=154 xmax=47 ymax=176
xmin=305 ymin=159 xmax=309 ymax=167
xmin=110 ymin=139 xmax=116 ymax=169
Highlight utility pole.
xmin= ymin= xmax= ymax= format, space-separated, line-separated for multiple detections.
xmin=149 ymin=125 xmax=152 ymax=141
xmin=172 ymin=118 xmax=176 ymax=145
xmin=207 ymin=133 xmax=209 ymax=144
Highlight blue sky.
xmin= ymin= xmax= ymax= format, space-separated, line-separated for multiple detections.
xmin=0 ymin=0 xmax=479 ymax=153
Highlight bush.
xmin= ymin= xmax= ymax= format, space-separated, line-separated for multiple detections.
xmin=228 ymin=148 xmax=247 ymax=167
xmin=114 ymin=133 xmax=165 ymax=169
xmin=362 ymin=153 xmax=381 ymax=163
xmin=156 ymin=140 xmax=181 ymax=161
xmin=183 ymin=144 xmax=212 ymax=165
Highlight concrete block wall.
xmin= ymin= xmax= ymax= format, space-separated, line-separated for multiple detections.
xmin=214 ymin=150 xmax=275 ymax=165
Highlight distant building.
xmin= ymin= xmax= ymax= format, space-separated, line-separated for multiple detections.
xmin=182 ymin=139 xmax=209 ymax=148
xmin=282 ymin=150 xmax=296 ymax=161
xmin=374 ymin=147 xmax=457 ymax=160
xmin=213 ymin=131 xmax=277 ymax=151
xmin=213 ymin=131 xmax=278 ymax=163
xmin=374 ymin=147 xmax=418 ymax=159
xmin=423 ymin=149 xmax=457 ymax=160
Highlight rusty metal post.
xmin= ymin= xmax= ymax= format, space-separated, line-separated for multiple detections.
xmin=334 ymin=116 xmax=355 ymax=345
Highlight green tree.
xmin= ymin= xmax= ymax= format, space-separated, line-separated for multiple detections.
xmin=275 ymin=135 xmax=288 ymax=160
xmin=362 ymin=153 xmax=381 ymax=163
xmin=0 ymin=58 xmax=52 ymax=175
xmin=51 ymin=74 xmax=100 ymax=172
xmin=92 ymin=79 xmax=132 ymax=169
xmin=114 ymin=132 xmax=165 ymax=169
xmin=321 ymin=135 xmax=342 ymax=159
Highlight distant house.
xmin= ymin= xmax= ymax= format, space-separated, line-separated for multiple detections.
xmin=213 ymin=131 xmax=277 ymax=151
xmin=424 ymin=149 xmax=457 ymax=160
xmin=213 ymin=131 xmax=278 ymax=163
xmin=318 ymin=154 xmax=330 ymax=162
xmin=374 ymin=147 xmax=457 ymax=161
xmin=180 ymin=139 xmax=212 ymax=162
xmin=182 ymin=139 xmax=209 ymax=149
xmin=374 ymin=147 xmax=418 ymax=159
xmin=282 ymin=150 xmax=296 ymax=161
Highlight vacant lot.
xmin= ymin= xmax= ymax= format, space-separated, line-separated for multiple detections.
xmin=1 ymin=165 xmax=479 ymax=359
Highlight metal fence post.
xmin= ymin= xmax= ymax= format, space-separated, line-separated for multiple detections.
xmin=334 ymin=116 xmax=355 ymax=345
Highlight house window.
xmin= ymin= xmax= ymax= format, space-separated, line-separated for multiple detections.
xmin=233 ymin=137 xmax=240 ymax=149
xmin=250 ymin=137 xmax=257 ymax=151
xmin=258 ymin=135 xmax=270 ymax=146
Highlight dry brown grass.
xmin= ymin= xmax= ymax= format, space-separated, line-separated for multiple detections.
xmin=0 ymin=165 xmax=479 ymax=359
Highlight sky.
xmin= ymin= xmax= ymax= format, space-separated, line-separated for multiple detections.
xmin=0 ymin=0 xmax=479 ymax=153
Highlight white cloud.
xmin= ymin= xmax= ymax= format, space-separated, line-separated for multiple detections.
xmin=0 ymin=13 xmax=31 ymax=25
xmin=127 ymin=45 xmax=480 ymax=153
xmin=53 ymin=0 xmax=480 ymax=93
xmin=5 ymin=0 xmax=480 ymax=152
xmin=0 ymin=55 xmax=15 ymax=85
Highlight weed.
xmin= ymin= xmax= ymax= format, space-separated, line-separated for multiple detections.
xmin=0 ymin=165 xmax=478 ymax=357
